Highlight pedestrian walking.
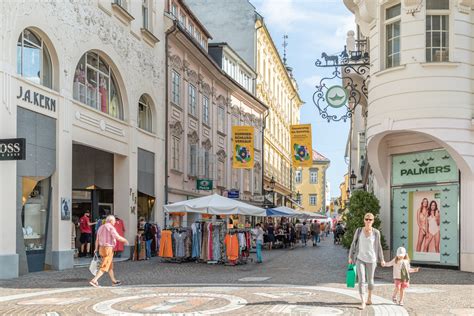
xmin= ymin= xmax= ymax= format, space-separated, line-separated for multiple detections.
xmin=320 ymin=222 xmax=325 ymax=241
xmin=253 ymin=223 xmax=264 ymax=263
xmin=287 ymin=223 xmax=296 ymax=249
xmin=325 ymin=222 xmax=331 ymax=237
xmin=301 ymin=222 xmax=309 ymax=246
xmin=348 ymin=212 xmax=385 ymax=310
xmin=79 ymin=210 xmax=96 ymax=257
xmin=383 ymin=247 xmax=420 ymax=306
xmin=266 ymin=222 xmax=275 ymax=250
xmin=311 ymin=220 xmax=320 ymax=246
xmin=89 ymin=215 xmax=129 ymax=287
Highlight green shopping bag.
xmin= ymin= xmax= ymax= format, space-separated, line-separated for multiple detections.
xmin=346 ymin=264 xmax=357 ymax=288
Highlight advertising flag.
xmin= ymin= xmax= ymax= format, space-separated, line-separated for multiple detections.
xmin=290 ymin=124 xmax=312 ymax=167
xmin=232 ymin=126 xmax=254 ymax=169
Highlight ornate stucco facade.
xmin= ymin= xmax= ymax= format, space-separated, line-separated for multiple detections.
xmin=344 ymin=0 xmax=474 ymax=272
xmin=256 ymin=19 xmax=304 ymax=207
xmin=0 ymin=0 xmax=166 ymax=278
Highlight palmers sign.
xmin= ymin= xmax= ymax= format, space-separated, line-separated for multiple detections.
xmin=392 ymin=149 xmax=458 ymax=186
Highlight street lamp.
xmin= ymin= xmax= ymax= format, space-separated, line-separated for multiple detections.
xmin=269 ymin=176 xmax=276 ymax=191
xmin=350 ymin=170 xmax=357 ymax=190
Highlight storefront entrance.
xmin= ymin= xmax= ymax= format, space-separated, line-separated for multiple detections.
xmin=72 ymin=144 xmax=114 ymax=256
xmin=391 ymin=149 xmax=460 ymax=267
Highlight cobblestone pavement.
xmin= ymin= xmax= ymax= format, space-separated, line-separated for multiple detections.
xmin=0 ymin=236 xmax=473 ymax=315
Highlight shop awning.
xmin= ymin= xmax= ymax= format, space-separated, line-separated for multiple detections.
xmin=266 ymin=206 xmax=305 ymax=217
xmin=163 ymin=193 xmax=267 ymax=216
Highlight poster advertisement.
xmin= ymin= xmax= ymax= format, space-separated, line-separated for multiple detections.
xmin=290 ymin=124 xmax=312 ymax=167
xmin=411 ymin=191 xmax=441 ymax=262
xmin=232 ymin=126 xmax=254 ymax=169
xmin=61 ymin=197 xmax=71 ymax=221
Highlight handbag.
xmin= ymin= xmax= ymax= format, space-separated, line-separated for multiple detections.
xmin=89 ymin=253 xmax=100 ymax=276
xmin=346 ymin=264 xmax=357 ymax=288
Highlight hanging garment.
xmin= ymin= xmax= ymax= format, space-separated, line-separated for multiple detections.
xmin=150 ymin=224 xmax=158 ymax=254
xmin=201 ymin=223 xmax=208 ymax=261
xmin=208 ymin=223 xmax=214 ymax=261
xmin=174 ymin=231 xmax=186 ymax=258
xmin=159 ymin=230 xmax=173 ymax=258
xmin=114 ymin=219 xmax=126 ymax=252
xmin=192 ymin=223 xmax=201 ymax=258
xmin=224 ymin=233 xmax=239 ymax=261
xmin=238 ymin=233 xmax=246 ymax=251
xmin=212 ymin=225 xmax=221 ymax=261
xmin=185 ymin=229 xmax=192 ymax=258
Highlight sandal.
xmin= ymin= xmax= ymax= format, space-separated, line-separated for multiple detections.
xmin=366 ymin=300 xmax=372 ymax=305
xmin=399 ymin=301 xmax=404 ymax=306
xmin=392 ymin=297 xmax=397 ymax=304
xmin=89 ymin=280 xmax=99 ymax=288
xmin=112 ymin=280 xmax=122 ymax=286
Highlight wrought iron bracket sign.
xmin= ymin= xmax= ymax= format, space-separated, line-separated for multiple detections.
xmin=313 ymin=44 xmax=370 ymax=122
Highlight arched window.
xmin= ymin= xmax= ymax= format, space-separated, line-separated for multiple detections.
xmin=17 ymin=29 xmax=52 ymax=88
xmin=73 ymin=52 xmax=123 ymax=120
xmin=138 ymin=95 xmax=153 ymax=132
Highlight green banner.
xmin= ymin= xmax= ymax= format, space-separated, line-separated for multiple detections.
xmin=392 ymin=149 xmax=458 ymax=186
xmin=197 ymin=179 xmax=213 ymax=190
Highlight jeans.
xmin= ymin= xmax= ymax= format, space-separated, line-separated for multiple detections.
xmin=356 ymin=259 xmax=376 ymax=294
xmin=256 ymin=240 xmax=263 ymax=263
xmin=312 ymin=233 xmax=319 ymax=245
xmin=145 ymin=239 xmax=152 ymax=259
xmin=302 ymin=233 xmax=307 ymax=245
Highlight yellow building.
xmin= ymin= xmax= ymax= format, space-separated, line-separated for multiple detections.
xmin=256 ymin=17 xmax=304 ymax=207
xmin=339 ymin=173 xmax=350 ymax=210
xmin=295 ymin=150 xmax=330 ymax=212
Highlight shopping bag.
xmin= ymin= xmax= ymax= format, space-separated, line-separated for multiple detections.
xmin=89 ymin=253 xmax=100 ymax=276
xmin=346 ymin=264 xmax=357 ymax=288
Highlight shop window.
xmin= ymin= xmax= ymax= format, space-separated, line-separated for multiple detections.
xmin=137 ymin=192 xmax=155 ymax=222
xmin=138 ymin=95 xmax=153 ymax=133
xmin=73 ymin=52 xmax=123 ymax=120
xmin=385 ymin=3 xmax=401 ymax=68
xmin=17 ymin=28 xmax=52 ymax=89
xmin=22 ymin=177 xmax=51 ymax=252
xmin=426 ymin=0 xmax=449 ymax=62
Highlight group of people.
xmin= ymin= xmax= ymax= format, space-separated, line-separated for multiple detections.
xmin=416 ymin=198 xmax=441 ymax=253
xmin=349 ymin=212 xmax=420 ymax=310
xmin=260 ymin=219 xmax=333 ymax=250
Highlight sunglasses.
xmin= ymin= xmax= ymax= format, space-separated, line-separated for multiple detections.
xmin=364 ymin=218 xmax=373 ymax=221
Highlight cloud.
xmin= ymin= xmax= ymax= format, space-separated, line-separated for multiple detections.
xmin=302 ymin=75 xmax=322 ymax=88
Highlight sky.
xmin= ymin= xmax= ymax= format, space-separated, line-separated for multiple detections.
xmin=250 ymin=0 xmax=355 ymax=198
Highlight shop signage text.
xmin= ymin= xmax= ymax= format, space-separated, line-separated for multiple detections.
xmin=400 ymin=165 xmax=451 ymax=176
xmin=17 ymin=85 xmax=56 ymax=112
xmin=0 ymin=138 xmax=26 ymax=160
xmin=228 ymin=190 xmax=240 ymax=199
xmin=197 ymin=179 xmax=213 ymax=190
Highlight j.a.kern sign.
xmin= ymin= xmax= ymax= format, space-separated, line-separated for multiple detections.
xmin=16 ymin=82 xmax=58 ymax=119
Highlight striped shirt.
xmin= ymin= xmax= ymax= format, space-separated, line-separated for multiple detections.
xmin=97 ymin=223 xmax=121 ymax=248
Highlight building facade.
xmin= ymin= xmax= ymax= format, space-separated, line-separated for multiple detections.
xmin=182 ymin=0 xmax=304 ymax=208
xmin=344 ymin=0 xmax=474 ymax=272
xmin=0 ymin=0 xmax=166 ymax=278
xmin=295 ymin=150 xmax=330 ymax=212
xmin=165 ymin=1 xmax=266 ymax=227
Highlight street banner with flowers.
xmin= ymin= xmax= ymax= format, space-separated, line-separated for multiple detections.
xmin=290 ymin=124 xmax=312 ymax=167
xmin=232 ymin=126 xmax=254 ymax=169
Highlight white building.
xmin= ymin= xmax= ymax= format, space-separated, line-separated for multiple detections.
xmin=0 ymin=0 xmax=166 ymax=278
xmin=344 ymin=0 xmax=474 ymax=272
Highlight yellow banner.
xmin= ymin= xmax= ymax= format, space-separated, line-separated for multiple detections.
xmin=232 ymin=126 xmax=254 ymax=169
xmin=290 ymin=124 xmax=312 ymax=167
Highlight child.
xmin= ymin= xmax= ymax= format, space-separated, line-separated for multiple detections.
xmin=383 ymin=247 xmax=420 ymax=306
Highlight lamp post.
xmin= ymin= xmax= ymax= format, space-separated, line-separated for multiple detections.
xmin=350 ymin=170 xmax=357 ymax=190
xmin=264 ymin=176 xmax=276 ymax=208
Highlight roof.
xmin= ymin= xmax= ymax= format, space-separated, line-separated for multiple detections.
xmin=312 ymin=149 xmax=330 ymax=162
xmin=179 ymin=0 xmax=213 ymax=39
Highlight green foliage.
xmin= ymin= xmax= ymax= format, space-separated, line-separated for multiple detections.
xmin=341 ymin=190 xmax=388 ymax=249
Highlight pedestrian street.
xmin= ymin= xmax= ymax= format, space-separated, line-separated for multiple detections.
xmin=0 ymin=237 xmax=472 ymax=316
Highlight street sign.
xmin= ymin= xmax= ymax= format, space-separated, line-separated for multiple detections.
xmin=196 ymin=179 xmax=213 ymax=190
xmin=228 ymin=190 xmax=240 ymax=199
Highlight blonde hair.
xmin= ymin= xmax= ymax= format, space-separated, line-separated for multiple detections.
xmin=395 ymin=253 xmax=410 ymax=264
xmin=364 ymin=212 xmax=375 ymax=219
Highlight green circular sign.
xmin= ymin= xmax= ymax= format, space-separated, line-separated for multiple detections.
xmin=326 ymin=85 xmax=348 ymax=108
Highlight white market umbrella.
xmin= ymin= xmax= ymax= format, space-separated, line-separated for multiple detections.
xmin=163 ymin=193 xmax=266 ymax=216
xmin=272 ymin=206 xmax=304 ymax=217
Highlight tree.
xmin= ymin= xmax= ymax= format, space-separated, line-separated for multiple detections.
xmin=341 ymin=190 xmax=388 ymax=249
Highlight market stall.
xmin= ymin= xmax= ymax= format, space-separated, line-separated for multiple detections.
xmin=161 ymin=194 xmax=265 ymax=265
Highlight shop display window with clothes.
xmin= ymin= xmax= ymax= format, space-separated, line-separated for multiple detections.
xmin=21 ymin=177 xmax=51 ymax=252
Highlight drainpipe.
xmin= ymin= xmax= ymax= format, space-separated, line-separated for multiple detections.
xmin=261 ymin=110 xmax=269 ymax=200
